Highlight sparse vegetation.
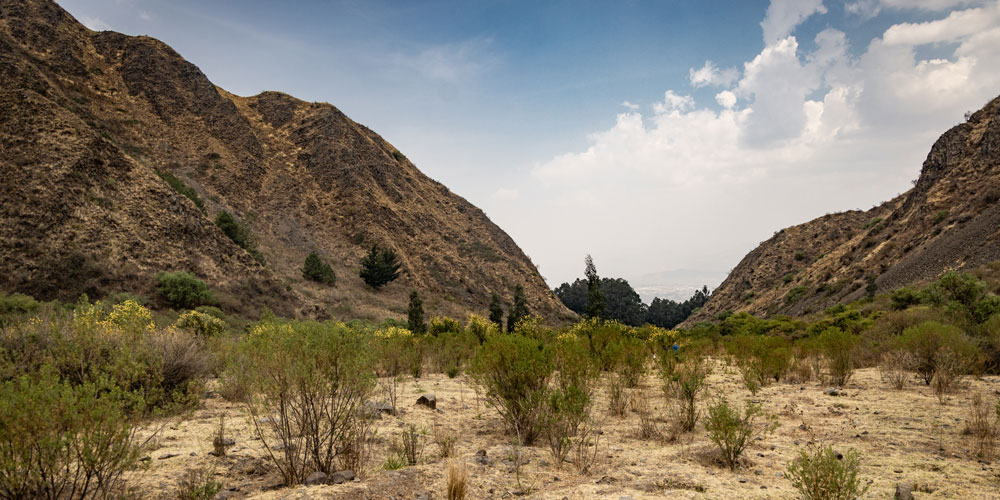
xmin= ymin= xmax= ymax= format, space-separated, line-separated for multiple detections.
xmin=705 ymin=398 xmax=774 ymax=470
xmin=214 ymin=210 xmax=265 ymax=264
xmin=408 ymin=291 xmax=426 ymax=334
xmin=157 ymin=171 xmax=205 ymax=213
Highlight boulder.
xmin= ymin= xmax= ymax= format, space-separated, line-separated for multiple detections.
xmin=305 ymin=471 xmax=328 ymax=486
xmin=895 ymin=483 xmax=914 ymax=500
xmin=416 ymin=394 xmax=436 ymax=409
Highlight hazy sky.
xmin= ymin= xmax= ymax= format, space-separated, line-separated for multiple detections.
xmin=60 ymin=0 xmax=1000 ymax=293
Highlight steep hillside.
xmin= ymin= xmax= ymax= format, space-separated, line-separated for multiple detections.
xmin=0 ymin=0 xmax=572 ymax=321
xmin=691 ymin=95 xmax=1000 ymax=322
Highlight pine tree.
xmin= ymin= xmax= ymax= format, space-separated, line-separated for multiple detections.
xmin=408 ymin=290 xmax=426 ymax=334
xmin=301 ymin=251 xmax=336 ymax=285
xmin=488 ymin=293 xmax=505 ymax=328
xmin=582 ymin=254 xmax=606 ymax=319
xmin=506 ymin=284 xmax=529 ymax=333
xmin=359 ymin=244 xmax=401 ymax=289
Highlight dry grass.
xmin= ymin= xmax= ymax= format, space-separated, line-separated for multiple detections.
xmin=447 ymin=460 xmax=467 ymax=500
xmin=129 ymin=363 xmax=1000 ymax=499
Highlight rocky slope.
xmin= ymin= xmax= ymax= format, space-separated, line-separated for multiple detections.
xmin=0 ymin=0 xmax=572 ymax=321
xmin=690 ymin=95 xmax=1000 ymax=322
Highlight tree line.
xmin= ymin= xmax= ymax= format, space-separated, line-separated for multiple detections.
xmin=554 ymin=255 xmax=710 ymax=328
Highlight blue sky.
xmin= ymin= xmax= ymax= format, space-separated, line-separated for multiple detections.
xmin=61 ymin=0 xmax=1000 ymax=300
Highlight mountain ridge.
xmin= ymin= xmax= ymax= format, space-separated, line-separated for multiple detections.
xmin=0 ymin=0 xmax=573 ymax=322
xmin=688 ymin=94 xmax=1000 ymax=323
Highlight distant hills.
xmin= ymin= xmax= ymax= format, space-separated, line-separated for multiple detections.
xmin=0 ymin=0 xmax=573 ymax=322
xmin=689 ymin=95 xmax=1000 ymax=323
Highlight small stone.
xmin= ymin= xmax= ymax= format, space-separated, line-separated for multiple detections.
xmin=415 ymin=493 xmax=431 ymax=500
xmin=894 ymin=483 xmax=914 ymax=500
xmin=825 ymin=388 xmax=840 ymax=396
xmin=158 ymin=453 xmax=180 ymax=460
xmin=305 ymin=471 xmax=328 ymax=486
xmin=416 ymin=394 xmax=437 ymax=409
xmin=330 ymin=470 xmax=355 ymax=484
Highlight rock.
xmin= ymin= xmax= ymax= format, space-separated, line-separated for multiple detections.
xmin=305 ymin=471 xmax=328 ymax=486
xmin=416 ymin=394 xmax=436 ymax=409
xmin=825 ymin=388 xmax=840 ymax=396
xmin=158 ymin=453 xmax=180 ymax=460
xmin=415 ymin=494 xmax=431 ymax=500
xmin=474 ymin=449 xmax=491 ymax=465
xmin=894 ymin=483 xmax=914 ymax=500
xmin=213 ymin=491 xmax=237 ymax=500
xmin=330 ymin=470 xmax=355 ymax=484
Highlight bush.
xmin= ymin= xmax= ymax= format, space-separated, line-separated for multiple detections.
xmin=157 ymin=171 xmax=205 ymax=213
xmin=466 ymin=314 xmax=500 ymax=345
xmin=964 ymin=393 xmax=999 ymax=461
xmin=428 ymin=316 xmax=461 ymax=336
xmin=786 ymin=286 xmax=809 ymax=304
xmin=814 ymin=328 xmax=860 ymax=386
xmin=785 ymin=446 xmax=868 ymax=500
xmin=359 ymin=245 xmax=401 ymax=289
xmin=155 ymin=271 xmax=214 ymax=309
xmin=727 ymin=335 xmax=791 ymax=394
xmin=239 ymin=320 xmax=376 ymax=485
xmin=894 ymin=321 xmax=978 ymax=385
xmin=543 ymin=334 xmax=596 ymax=466
xmin=301 ymin=252 xmax=336 ymax=285
xmin=214 ymin=211 xmax=264 ymax=264
xmin=705 ymin=398 xmax=774 ymax=470
xmin=470 ymin=333 xmax=553 ymax=445
xmin=0 ymin=370 xmax=143 ymax=500
xmin=664 ymin=355 xmax=710 ymax=432
xmin=890 ymin=287 xmax=923 ymax=311
xmin=176 ymin=466 xmax=223 ymax=500
xmin=174 ymin=310 xmax=226 ymax=337
xmin=0 ymin=292 xmax=39 ymax=316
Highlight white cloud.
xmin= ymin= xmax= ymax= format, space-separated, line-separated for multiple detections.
xmin=493 ymin=187 xmax=520 ymax=200
xmin=880 ymin=0 xmax=988 ymax=11
xmin=715 ymin=90 xmax=737 ymax=108
xmin=652 ymin=90 xmax=695 ymax=114
xmin=846 ymin=0 xmax=881 ymax=19
xmin=621 ymin=100 xmax=639 ymax=110
xmin=883 ymin=3 xmax=1000 ymax=45
xmin=760 ymin=0 xmax=828 ymax=44
xmin=527 ymin=0 xmax=1000 ymax=286
xmin=689 ymin=60 xmax=739 ymax=88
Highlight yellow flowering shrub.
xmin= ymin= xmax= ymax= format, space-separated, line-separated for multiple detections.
xmin=174 ymin=310 xmax=226 ymax=337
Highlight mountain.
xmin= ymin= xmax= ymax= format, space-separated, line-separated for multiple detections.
xmin=0 ymin=0 xmax=573 ymax=322
xmin=688 ymin=94 xmax=1000 ymax=322
xmin=626 ymin=269 xmax=728 ymax=304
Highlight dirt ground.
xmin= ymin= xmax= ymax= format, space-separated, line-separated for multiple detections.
xmin=131 ymin=361 xmax=1000 ymax=499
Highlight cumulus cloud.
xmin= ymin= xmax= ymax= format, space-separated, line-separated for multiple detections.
xmin=845 ymin=0 xmax=881 ymax=19
xmin=689 ymin=60 xmax=739 ymax=88
xmin=760 ymin=0 xmax=828 ymax=44
xmin=621 ymin=100 xmax=639 ymax=110
xmin=880 ymin=0 xmax=988 ymax=11
xmin=528 ymin=0 xmax=1000 ymax=284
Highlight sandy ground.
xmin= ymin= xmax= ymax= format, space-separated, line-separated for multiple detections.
xmin=130 ymin=361 xmax=1000 ymax=499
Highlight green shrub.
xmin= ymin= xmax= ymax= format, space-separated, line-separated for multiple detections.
xmin=664 ymin=355 xmax=710 ymax=432
xmin=0 ymin=293 xmax=39 ymax=327
xmin=543 ymin=334 xmax=596 ymax=466
xmin=933 ymin=210 xmax=949 ymax=224
xmin=173 ymin=310 xmax=226 ymax=337
xmin=889 ymin=287 xmax=923 ymax=311
xmin=814 ymin=328 xmax=860 ymax=386
xmin=156 ymin=171 xmax=205 ymax=213
xmin=466 ymin=314 xmax=500 ymax=345
xmin=705 ymin=398 xmax=774 ymax=471
xmin=239 ymin=320 xmax=375 ymax=485
xmin=0 ymin=370 xmax=143 ymax=499
xmin=155 ymin=271 xmax=214 ymax=309
xmin=176 ymin=466 xmax=223 ymax=500
xmin=786 ymin=446 xmax=868 ymax=500
xmin=786 ymin=286 xmax=809 ymax=304
xmin=301 ymin=252 xmax=336 ymax=285
xmin=894 ymin=321 xmax=979 ymax=385
xmin=428 ymin=316 xmax=461 ymax=336
xmin=214 ymin=211 xmax=264 ymax=264
xmin=470 ymin=333 xmax=553 ymax=445
xmin=727 ymin=335 xmax=792 ymax=393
